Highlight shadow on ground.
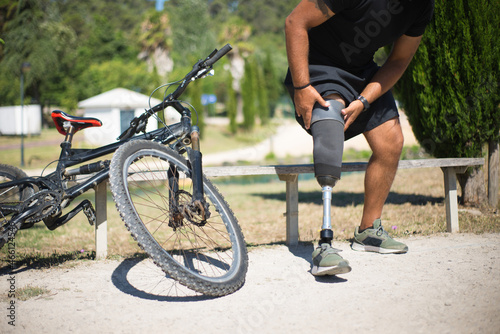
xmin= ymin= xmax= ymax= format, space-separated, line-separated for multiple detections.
xmin=253 ymin=190 xmax=443 ymax=207
xmin=0 ymin=251 xmax=96 ymax=275
xmin=110 ymin=258 xmax=216 ymax=302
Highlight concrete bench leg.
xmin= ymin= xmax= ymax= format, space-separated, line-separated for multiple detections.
xmin=441 ymin=167 xmax=465 ymax=233
xmin=94 ymin=181 xmax=108 ymax=259
xmin=278 ymin=174 xmax=299 ymax=247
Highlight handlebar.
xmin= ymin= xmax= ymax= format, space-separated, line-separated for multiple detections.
xmin=204 ymin=44 xmax=232 ymax=67
xmin=118 ymin=44 xmax=232 ymax=141
xmin=168 ymin=43 xmax=232 ymax=101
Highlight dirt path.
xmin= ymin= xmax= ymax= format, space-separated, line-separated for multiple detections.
xmin=1 ymin=233 xmax=499 ymax=333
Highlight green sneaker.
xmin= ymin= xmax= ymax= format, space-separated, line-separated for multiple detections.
xmin=311 ymin=243 xmax=351 ymax=276
xmin=352 ymin=219 xmax=408 ymax=254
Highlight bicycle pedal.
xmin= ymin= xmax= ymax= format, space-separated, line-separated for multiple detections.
xmin=82 ymin=200 xmax=96 ymax=226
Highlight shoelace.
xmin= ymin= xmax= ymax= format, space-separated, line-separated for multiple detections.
xmin=320 ymin=244 xmax=342 ymax=254
xmin=376 ymin=225 xmax=389 ymax=237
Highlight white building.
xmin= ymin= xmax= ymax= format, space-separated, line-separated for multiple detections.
xmin=0 ymin=105 xmax=41 ymax=136
xmin=78 ymin=88 xmax=181 ymax=146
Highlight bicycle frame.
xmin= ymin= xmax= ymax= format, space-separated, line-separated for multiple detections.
xmin=0 ymin=101 xmax=196 ymax=228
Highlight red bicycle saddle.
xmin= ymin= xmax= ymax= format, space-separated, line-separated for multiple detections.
xmin=51 ymin=110 xmax=102 ymax=135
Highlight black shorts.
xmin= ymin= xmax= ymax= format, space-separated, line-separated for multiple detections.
xmin=285 ymin=63 xmax=399 ymax=141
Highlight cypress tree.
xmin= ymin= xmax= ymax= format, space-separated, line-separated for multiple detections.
xmin=256 ymin=59 xmax=269 ymax=125
xmin=262 ymin=51 xmax=283 ymax=119
xmin=241 ymin=57 xmax=257 ymax=130
xmin=396 ymin=0 xmax=499 ymax=205
xmin=226 ymin=71 xmax=238 ymax=134
xmin=187 ymin=79 xmax=205 ymax=136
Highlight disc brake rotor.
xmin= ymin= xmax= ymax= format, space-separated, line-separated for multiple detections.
xmin=169 ymin=190 xmax=209 ymax=228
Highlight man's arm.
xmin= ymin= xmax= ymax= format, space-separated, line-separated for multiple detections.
xmin=285 ymin=0 xmax=335 ymax=129
xmin=342 ymin=34 xmax=423 ymax=130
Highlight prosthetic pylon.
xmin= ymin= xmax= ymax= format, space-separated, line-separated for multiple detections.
xmin=319 ymin=185 xmax=334 ymax=245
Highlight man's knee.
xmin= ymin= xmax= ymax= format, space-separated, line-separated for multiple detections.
xmin=384 ymin=129 xmax=404 ymax=159
xmin=387 ymin=123 xmax=404 ymax=159
xmin=367 ymin=118 xmax=404 ymax=160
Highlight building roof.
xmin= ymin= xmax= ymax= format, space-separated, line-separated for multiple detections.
xmin=78 ymin=88 xmax=162 ymax=109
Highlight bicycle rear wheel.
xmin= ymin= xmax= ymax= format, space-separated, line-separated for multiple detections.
xmin=109 ymin=140 xmax=248 ymax=296
xmin=0 ymin=164 xmax=34 ymax=249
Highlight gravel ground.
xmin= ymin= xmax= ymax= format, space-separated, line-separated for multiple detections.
xmin=1 ymin=233 xmax=499 ymax=334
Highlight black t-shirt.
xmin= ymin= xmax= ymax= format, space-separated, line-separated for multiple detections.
xmin=309 ymin=0 xmax=435 ymax=71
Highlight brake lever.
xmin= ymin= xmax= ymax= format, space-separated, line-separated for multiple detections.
xmin=136 ymin=114 xmax=148 ymax=133
xmin=118 ymin=125 xmax=136 ymax=141
xmin=118 ymin=114 xmax=146 ymax=141
xmin=192 ymin=68 xmax=213 ymax=81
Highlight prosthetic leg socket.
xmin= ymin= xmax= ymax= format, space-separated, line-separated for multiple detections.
xmin=310 ymin=99 xmax=345 ymax=188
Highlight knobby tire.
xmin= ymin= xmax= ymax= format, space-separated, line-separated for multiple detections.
xmin=109 ymin=140 xmax=248 ymax=296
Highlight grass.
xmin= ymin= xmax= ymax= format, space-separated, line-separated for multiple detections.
xmin=0 ymin=284 xmax=51 ymax=302
xmin=217 ymin=168 xmax=500 ymax=244
xmin=0 ymin=128 xmax=63 ymax=169
xmin=16 ymin=285 xmax=52 ymax=301
xmin=0 ymin=126 xmax=499 ymax=269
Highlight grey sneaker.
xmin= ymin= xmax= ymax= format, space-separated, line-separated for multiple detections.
xmin=352 ymin=219 xmax=408 ymax=254
xmin=311 ymin=243 xmax=352 ymax=276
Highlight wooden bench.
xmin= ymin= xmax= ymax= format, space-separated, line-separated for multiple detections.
xmin=92 ymin=157 xmax=484 ymax=258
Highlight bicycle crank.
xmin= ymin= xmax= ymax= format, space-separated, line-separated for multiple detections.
xmin=22 ymin=190 xmax=62 ymax=226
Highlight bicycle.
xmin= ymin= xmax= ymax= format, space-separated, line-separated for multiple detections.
xmin=0 ymin=44 xmax=248 ymax=296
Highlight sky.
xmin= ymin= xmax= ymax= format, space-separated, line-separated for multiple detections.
xmin=155 ymin=0 xmax=165 ymax=11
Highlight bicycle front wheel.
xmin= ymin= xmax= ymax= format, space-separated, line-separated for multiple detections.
xmin=109 ymin=140 xmax=248 ymax=296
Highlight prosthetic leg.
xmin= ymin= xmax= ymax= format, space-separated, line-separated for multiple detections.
xmin=310 ymin=100 xmax=345 ymax=246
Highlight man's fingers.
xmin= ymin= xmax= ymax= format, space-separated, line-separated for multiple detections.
xmin=318 ymin=95 xmax=330 ymax=108
xmin=303 ymin=111 xmax=312 ymax=129
xmin=344 ymin=117 xmax=352 ymax=131
xmin=294 ymin=86 xmax=329 ymax=129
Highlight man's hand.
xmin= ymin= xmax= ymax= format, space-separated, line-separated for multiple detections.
xmin=294 ymin=86 xmax=330 ymax=129
xmin=341 ymin=99 xmax=365 ymax=131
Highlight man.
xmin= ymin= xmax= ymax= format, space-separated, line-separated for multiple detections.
xmin=284 ymin=0 xmax=434 ymax=276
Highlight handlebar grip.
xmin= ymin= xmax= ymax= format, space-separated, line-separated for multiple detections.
xmin=204 ymin=44 xmax=232 ymax=67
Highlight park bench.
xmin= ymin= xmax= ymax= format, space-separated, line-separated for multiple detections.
xmin=92 ymin=157 xmax=484 ymax=258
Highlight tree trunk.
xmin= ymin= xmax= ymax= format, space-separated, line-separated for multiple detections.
xmin=489 ymin=140 xmax=499 ymax=209
xmin=457 ymin=167 xmax=487 ymax=206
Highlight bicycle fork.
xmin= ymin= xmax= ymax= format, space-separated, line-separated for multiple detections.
xmin=168 ymin=126 xmax=209 ymax=229
xmin=188 ymin=126 xmax=205 ymax=204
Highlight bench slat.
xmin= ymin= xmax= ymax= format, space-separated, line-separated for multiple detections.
xmin=204 ymin=158 xmax=484 ymax=177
